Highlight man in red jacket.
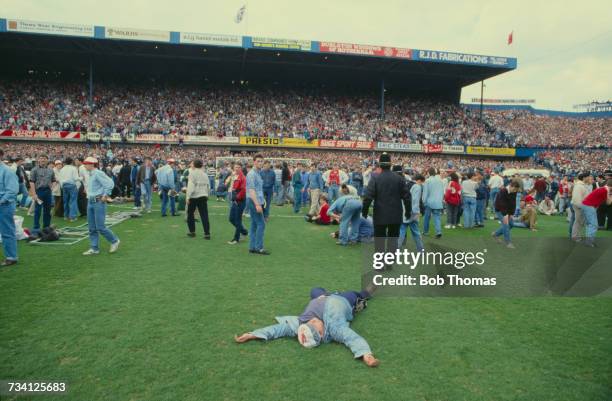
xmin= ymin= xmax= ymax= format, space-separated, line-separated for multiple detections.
xmin=228 ymin=163 xmax=248 ymax=245
xmin=581 ymin=178 xmax=612 ymax=247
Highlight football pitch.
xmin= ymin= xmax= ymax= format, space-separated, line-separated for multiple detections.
xmin=2 ymin=200 xmax=611 ymax=401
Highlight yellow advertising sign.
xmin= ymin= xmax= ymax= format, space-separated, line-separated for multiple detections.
xmin=282 ymin=138 xmax=319 ymax=148
xmin=239 ymin=137 xmax=281 ymax=146
xmin=466 ymin=146 xmax=516 ymax=156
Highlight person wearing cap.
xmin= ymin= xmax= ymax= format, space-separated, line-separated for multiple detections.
xmin=28 ymin=154 xmax=55 ymax=235
xmin=235 ymin=287 xmax=379 ymax=367
xmin=82 ymin=157 xmax=120 ymax=256
xmin=362 ymin=153 xmax=411 ymax=255
xmin=0 ymin=149 xmax=19 ymax=267
xmin=156 ymin=159 xmax=180 ymax=217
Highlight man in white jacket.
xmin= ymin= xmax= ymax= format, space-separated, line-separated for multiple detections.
xmin=185 ymin=159 xmax=211 ymax=239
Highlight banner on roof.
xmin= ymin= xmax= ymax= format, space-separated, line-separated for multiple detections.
xmin=442 ymin=145 xmax=465 ymax=154
xmin=184 ymin=136 xmax=240 ymax=144
xmin=180 ymin=32 xmax=242 ymax=47
xmin=376 ymin=142 xmax=422 ymax=152
xmin=319 ymin=140 xmax=374 ymax=149
xmin=319 ymin=42 xmax=412 ymax=59
xmin=424 ymin=144 xmax=443 ymax=154
xmin=105 ymin=27 xmax=170 ymax=42
xmin=251 ymin=37 xmax=312 ymax=51
xmin=0 ymin=129 xmax=82 ymax=140
xmin=415 ymin=49 xmax=515 ymax=68
xmin=6 ymin=19 xmax=94 ymax=37
xmin=466 ymin=146 xmax=516 ymax=156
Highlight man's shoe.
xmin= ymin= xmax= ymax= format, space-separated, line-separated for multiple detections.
xmin=435 ymin=234 xmax=442 ymax=239
xmin=172 ymin=213 xmax=181 ymax=216
xmin=0 ymin=259 xmax=17 ymax=267
xmin=506 ymin=242 xmax=516 ymax=249
xmin=204 ymin=234 xmax=211 ymax=240
xmin=187 ymin=232 xmax=196 ymax=238
xmin=250 ymin=249 xmax=270 ymax=255
xmin=491 ymin=231 xmax=503 ymax=244
xmin=109 ymin=240 xmax=120 ymax=253
xmin=82 ymin=249 xmax=100 ymax=256
xmin=227 ymin=240 xmax=238 ymax=245
xmin=444 ymin=224 xmax=451 ymax=229
xmin=241 ymin=230 xmax=248 ymax=236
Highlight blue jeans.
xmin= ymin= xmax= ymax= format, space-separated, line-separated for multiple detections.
xmin=229 ymin=200 xmax=247 ymax=241
xmin=567 ymin=203 xmax=574 ymax=239
xmin=423 ymin=207 xmax=442 ymax=235
xmin=62 ymin=183 xmax=78 ymax=219
xmin=263 ymin=188 xmax=273 ymax=218
xmin=87 ymin=201 xmax=118 ymax=251
xmin=493 ymin=211 xmax=514 ymax=243
xmin=247 ymin=198 xmax=266 ymax=251
xmin=160 ymin=186 xmax=176 ymax=216
xmin=399 ymin=218 xmax=424 ymax=252
xmin=33 ymin=187 xmax=53 ymax=233
xmin=462 ymin=197 xmax=477 ymax=228
xmin=583 ymin=205 xmax=599 ymax=241
xmin=338 ymin=199 xmax=362 ymax=244
xmin=475 ymin=198 xmax=486 ymax=225
xmin=328 ymin=184 xmax=339 ymax=203
xmin=489 ymin=188 xmax=499 ymax=209
xmin=18 ymin=182 xmax=29 ymax=207
xmin=0 ymin=202 xmax=17 ymax=260
xmin=273 ymin=182 xmax=283 ymax=205
xmin=141 ymin=180 xmax=152 ymax=210
xmin=293 ymin=187 xmax=303 ymax=213
xmin=208 ymin=176 xmax=216 ymax=196
xmin=132 ymin=182 xmax=141 ymax=207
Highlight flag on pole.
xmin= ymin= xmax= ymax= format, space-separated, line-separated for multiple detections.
xmin=507 ymin=31 xmax=513 ymax=45
xmin=235 ymin=5 xmax=246 ymax=24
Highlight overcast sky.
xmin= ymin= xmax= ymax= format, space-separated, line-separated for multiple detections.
xmin=3 ymin=0 xmax=611 ymax=111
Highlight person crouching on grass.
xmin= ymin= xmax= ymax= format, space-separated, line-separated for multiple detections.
xmin=82 ymin=157 xmax=120 ymax=256
xmin=327 ymin=185 xmax=362 ymax=245
xmin=235 ymin=287 xmax=379 ymax=367
xmin=304 ymin=193 xmax=332 ymax=225
xmin=491 ymin=178 xmax=522 ymax=249
xmin=185 ymin=159 xmax=211 ymax=239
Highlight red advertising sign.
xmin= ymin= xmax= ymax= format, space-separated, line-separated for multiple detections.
xmin=0 ymin=129 xmax=81 ymax=140
xmin=319 ymin=139 xmax=374 ymax=149
xmin=320 ymin=42 xmax=412 ymax=59
xmin=424 ymin=144 xmax=442 ymax=154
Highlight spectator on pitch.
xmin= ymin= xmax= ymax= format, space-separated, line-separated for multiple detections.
xmin=558 ymin=176 xmax=571 ymax=215
xmin=362 ymin=153 xmax=410 ymax=255
xmin=118 ymin=161 xmax=132 ymax=198
xmin=228 ymin=162 xmax=248 ymax=245
xmin=58 ymin=157 xmax=81 ymax=222
xmin=157 ymin=159 xmax=179 ymax=217
xmin=291 ymin=163 xmax=305 ymax=214
xmin=273 ymin=162 xmax=283 ymax=206
xmin=76 ymin=158 xmax=89 ymax=217
xmin=596 ymin=171 xmax=612 ymax=231
xmin=488 ymin=170 xmax=504 ymax=210
xmin=538 ymin=195 xmax=557 ymax=216
xmin=460 ymin=172 xmax=479 ymax=229
xmin=331 ymin=216 xmax=373 ymax=242
xmin=349 ymin=166 xmax=364 ymax=196
xmin=444 ymin=172 xmax=461 ymax=229
xmin=235 ymin=287 xmax=379 ymax=367
xmin=280 ymin=162 xmax=291 ymax=205
xmin=137 ymin=157 xmax=156 ymax=213
xmin=246 ymin=154 xmax=269 ymax=255
xmin=82 ymin=157 xmax=120 ymax=256
xmin=12 ymin=157 xmax=29 ymax=209
xmin=512 ymin=200 xmax=538 ymax=231
xmin=422 ymin=167 xmax=445 ymax=238
xmin=304 ymin=163 xmax=325 ymax=217
xmin=580 ymin=178 xmax=612 ymax=247
xmin=215 ymin=164 xmax=231 ymax=201
xmin=328 ymin=185 xmax=362 ymax=245
xmin=185 ymin=159 xmax=211 ymax=239
xmin=324 ymin=164 xmax=346 ymax=203
xmin=52 ymin=160 xmax=63 ymax=217
xmin=571 ymin=173 xmax=593 ymax=241
xmin=29 ymin=155 xmax=55 ymax=235
xmin=130 ymin=158 xmax=141 ymax=210
xmin=399 ymin=173 xmax=425 ymax=252
xmin=492 ymin=178 xmax=522 ymax=249
xmin=475 ymin=172 xmax=488 ymax=227
xmin=259 ymin=161 xmax=275 ymax=220
xmin=533 ymin=176 xmax=547 ymax=203
xmin=305 ymin=193 xmax=331 ymax=225
xmin=0 ymin=149 xmax=19 ymax=267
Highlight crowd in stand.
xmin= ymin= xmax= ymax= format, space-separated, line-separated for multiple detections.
xmin=534 ymin=149 xmax=612 ymax=176
xmin=2 ymin=79 xmax=610 ymax=148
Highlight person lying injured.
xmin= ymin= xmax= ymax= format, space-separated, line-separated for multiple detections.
xmin=235 ymin=287 xmax=380 ymax=367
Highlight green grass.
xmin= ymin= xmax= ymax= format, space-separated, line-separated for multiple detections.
xmin=1 ymin=200 xmax=611 ymax=401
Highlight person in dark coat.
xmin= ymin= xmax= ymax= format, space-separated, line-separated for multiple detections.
xmin=118 ymin=161 xmax=132 ymax=198
xmin=362 ymin=153 xmax=411 ymax=255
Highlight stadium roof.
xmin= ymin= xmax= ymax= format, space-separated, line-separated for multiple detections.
xmin=0 ymin=17 xmax=517 ymax=97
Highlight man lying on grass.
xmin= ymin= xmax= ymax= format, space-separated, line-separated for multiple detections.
xmin=235 ymin=287 xmax=380 ymax=367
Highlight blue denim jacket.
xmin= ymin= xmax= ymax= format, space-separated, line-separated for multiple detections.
xmin=250 ymin=295 xmax=372 ymax=358
xmin=422 ymin=175 xmax=445 ymax=209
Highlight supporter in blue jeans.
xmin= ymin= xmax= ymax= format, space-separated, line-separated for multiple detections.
xmin=234 ymin=287 xmax=379 ymax=367
xmin=422 ymin=168 xmax=444 ymax=238
xmin=246 ymin=154 xmax=269 ymax=255
xmin=328 ymin=189 xmax=362 ymax=245
xmin=492 ymin=180 xmax=522 ymax=249
xmin=0 ymin=151 xmax=19 ymax=267
xmin=399 ymin=174 xmax=425 ymax=251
